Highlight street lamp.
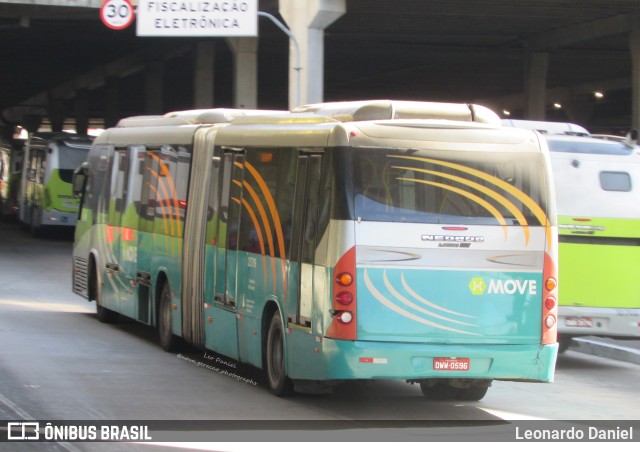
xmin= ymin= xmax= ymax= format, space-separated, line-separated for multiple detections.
xmin=258 ymin=11 xmax=301 ymax=109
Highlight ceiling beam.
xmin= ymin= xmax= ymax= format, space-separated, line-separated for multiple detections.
xmin=526 ymin=14 xmax=632 ymax=50
xmin=476 ymin=76 xmax=630 ymax=114
xmin=2 ymin=43 xmax=192 ymax=123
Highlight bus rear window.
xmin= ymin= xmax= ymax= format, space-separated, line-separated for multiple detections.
xmin=350 ymin=148 xmax=548 ymax=226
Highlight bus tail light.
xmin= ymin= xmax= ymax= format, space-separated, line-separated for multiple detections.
xmin=542 ymin=252 xmax=558 ymax=345
xmin=326 ymin=246 xmax=357 ymax=341
xmin=335 ymin=291 xmax=353 ymax=306
xmin=337 ymin=311 xmax=353 ymax=323
xmin=336 ymin=272 xmax=353 ymax=286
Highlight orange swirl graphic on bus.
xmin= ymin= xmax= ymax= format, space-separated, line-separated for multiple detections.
xmin=234 ymin=161 xmax=287 ymax=294
xmin=146 ymin=151 xmax=182 ymax=256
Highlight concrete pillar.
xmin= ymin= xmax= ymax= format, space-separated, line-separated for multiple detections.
xmin=524 ymin=51 xmax=549 ymax=120
xmin=104 ymin=77 xmax=119 ymax=129
xmin=630 ymin=24 xmax=640 ymax=131
xmin=75 ymin=89 xmax=89 ymax=136
xmin=279 ymin=0 xmax=346 ymax=109
xmin=194 ymin=41 xmax=215 ymax=108
xmin=145 ymin=60 xmax=164 ymax=114
xmin=48 ymin=98 xmax=67 ymax=132
xmin=227 ymin=37 xmax=258 ymax=108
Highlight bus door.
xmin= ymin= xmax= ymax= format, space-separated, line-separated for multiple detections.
xmin=137 ymin=148 xmax=160 ymax=324
xmin=103 ymin=148 xmax=129 ymax=313
xmin=211 ymin=149 xmax=244 ymax=358
xmin=26 ymin=146 xmax=45 ymax=227
xmin=286 ymin=152 xmax=323 ymax=327
xmin=18 ymin=142 xmax=31 ymax=224
xmin=117 ymin=146 xmax=145 ymax=320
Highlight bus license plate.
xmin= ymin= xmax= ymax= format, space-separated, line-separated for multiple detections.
xmin=433 ymin=357 xmax=470 ymax=371
xmin=565 ymin=317 xmax=593 ymax=328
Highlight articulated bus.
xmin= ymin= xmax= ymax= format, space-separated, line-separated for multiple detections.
xmin=20 ymin=132 xmax=92 ymax=235
xmin=503 ymin=120 xmax=640 ymax=351
xmin=72 ymin=101 xmax=559 ymax=399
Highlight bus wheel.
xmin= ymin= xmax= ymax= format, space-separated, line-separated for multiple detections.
xmin=456 ymin=385 xmax=490 ymax=401
xmin=266 ymin=311 xmax=292 ymax=396
xmin=158 ymin=281 xmax=180 ymax=352
xmin=30 ymin=219 xmax=42 ymax=238
xmin=419 ymin=380 xmax=458 ymax=400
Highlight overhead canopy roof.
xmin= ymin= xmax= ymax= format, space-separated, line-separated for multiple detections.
xmin=0 ymin=0 xmax=638 ymax=133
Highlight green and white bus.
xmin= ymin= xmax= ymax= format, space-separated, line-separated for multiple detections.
xmin=503 ymin=120 xmax=640 ymax=351
xmin=72 ymin=101 xmax=559 ymax=399
xmin=20 ymin=132 xmax=92 ymax=235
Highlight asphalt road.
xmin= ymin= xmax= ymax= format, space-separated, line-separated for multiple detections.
xmin=0 ymin=219 xmax=638 ymax=451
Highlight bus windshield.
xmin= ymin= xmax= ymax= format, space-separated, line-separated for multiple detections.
xmin=59 ymin=145 xmax=90 ymax=170
xmin=350 ymin=147 xmax=548 ymax=226
xmin=58 ymin=144 xmax=90 ymax=183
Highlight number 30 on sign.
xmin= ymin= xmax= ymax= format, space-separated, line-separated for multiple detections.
xmin=100 ymin=0 xmax=135 ymax=30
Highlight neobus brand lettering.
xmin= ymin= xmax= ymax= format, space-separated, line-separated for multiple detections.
xmin=421 ymin=235 xmax=484 ymax=243
xmin=559 ymin=224 xmax=605 ymax=235
xmin=559 ymin=224 xmax=605 ymax=231
xmin=469 ymin=277 xmax=537 ymax=296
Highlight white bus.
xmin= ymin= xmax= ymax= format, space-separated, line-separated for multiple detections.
xmin=504 ymin=120 xmax=640 ymax=351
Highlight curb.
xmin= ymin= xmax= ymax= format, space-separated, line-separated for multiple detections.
xmin=572 ymin=337 xmax=640 ymax=365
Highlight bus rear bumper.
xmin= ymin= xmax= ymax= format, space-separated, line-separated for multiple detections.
xmin=559 ymin=306 xmax=640 ymax=337
xmin=311 ymin=338 xmax=558 ymax=383
xmin=40 ymin=209 xmax=78 ymax=227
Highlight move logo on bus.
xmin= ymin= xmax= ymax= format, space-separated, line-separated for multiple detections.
xmin=469 ymin=277 xmax=537 ymax=296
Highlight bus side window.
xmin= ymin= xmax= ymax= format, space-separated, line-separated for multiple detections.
xmin=238 ymin=148 xmax=296 ymax=258
xmin=153 ymin=146 xmax=178 ymax=236
xmin=176 ymin=146 xmax=192 ymax=224
xmin=139 ymin=149 xmax=159 ymax=227
xmin=204 ymin=152 xmax=221 ymax=243
xmin=301 ymin=155 xmax=322 ymax=264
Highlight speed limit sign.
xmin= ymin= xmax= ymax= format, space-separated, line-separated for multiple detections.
xmin=100 ymin=0 xmax=135 ymax=30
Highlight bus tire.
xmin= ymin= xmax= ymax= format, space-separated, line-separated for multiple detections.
xmin=265 ymin=311 xmax=292 ymax=396
xmin=30 ymin=218 xmax=42 ymax=238
xmin=92 ymin=271 xmax=118 ymax=324
xmin=456 ymin=385 xmax=490 ymax=401
xmin=158 ymin=281 xmax=181 ymax=352
xmin=419 ymin=381 xmax=458 ymax=400
xmin=30 ymin=225 xmax=43 ymax=238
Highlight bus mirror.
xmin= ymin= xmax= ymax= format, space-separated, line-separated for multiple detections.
xmin=72 ymin=162 xmax=88 ymax=197
xmin=625 ymin=128 xmax=639 ymax=147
